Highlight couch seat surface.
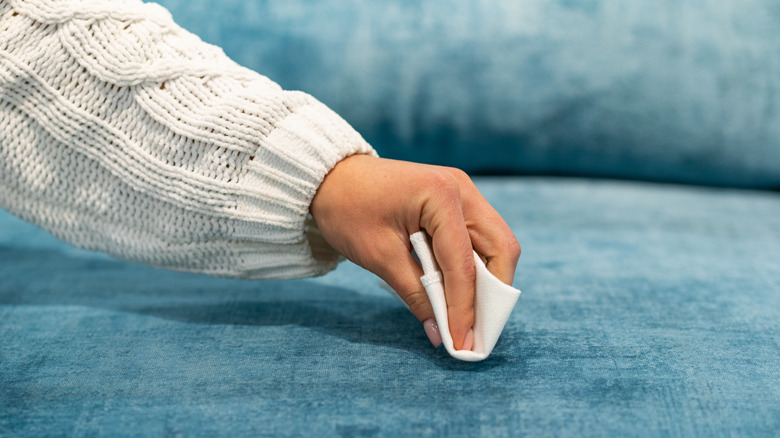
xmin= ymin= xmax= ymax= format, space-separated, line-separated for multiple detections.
xmin=1 ymin=177 xmax=779 ymax=437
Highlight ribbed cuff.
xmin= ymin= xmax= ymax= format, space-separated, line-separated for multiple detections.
xmin=234 ymin=94 xmax=377 ymax=278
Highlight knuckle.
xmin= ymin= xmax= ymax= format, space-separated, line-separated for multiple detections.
xmin=444 ymin=167 xmax=472 ymax=184
xmin=441 ymin=239 xmax=476 ymax=277
xmin=464 ymin=242 xmax=478 ymax=275
xmin=392 ymin=274 xmax=420 ymax=295
xmin=441 ymin=254 xmax=476 ymax=301
xmin=464 ymin=261 xmax=477 ymax=284
xmin=424 ymin=170 xmax=460 ymax=197
xmin=402 ymin=289 xmax=430 ymax=314
xmin=458 ymin=253 xmax=477 ymax=284
xmin=506 ymin=236 xmax=522 ymax=260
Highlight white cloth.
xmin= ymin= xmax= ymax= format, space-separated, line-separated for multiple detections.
xmin=410 ymin=231 xmax=522 ymax=362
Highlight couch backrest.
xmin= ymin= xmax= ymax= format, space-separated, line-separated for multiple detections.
xmin=158 ymin=0 xmax=780 ymax=188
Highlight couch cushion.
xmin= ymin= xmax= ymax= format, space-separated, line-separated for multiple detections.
xmin=2 ymin=178 xmax=779 ymax=436
xmin=153 ymin=0 xmax=780 ymax=188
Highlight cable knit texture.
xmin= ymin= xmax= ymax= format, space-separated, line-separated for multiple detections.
xmin=0 ymin=0 xmax=376 ymax=279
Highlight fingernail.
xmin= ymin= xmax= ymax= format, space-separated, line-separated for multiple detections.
xmin=460 ymin=328 xmax=474 ymax=351
xmin=423 ymin=319 xmax=442 ymax=348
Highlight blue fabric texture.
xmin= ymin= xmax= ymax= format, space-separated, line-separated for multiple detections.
xmin=2 ymin=178 xmax=779 ymax=436
xmin=154 ymin=0 xmax=780 ymax=188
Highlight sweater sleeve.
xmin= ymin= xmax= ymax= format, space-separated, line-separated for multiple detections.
xmin=0 ymin=0 xmax=377 ymax=279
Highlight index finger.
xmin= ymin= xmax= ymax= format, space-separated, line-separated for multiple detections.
xmin=419 ymin=176 xmax=476 ymax=351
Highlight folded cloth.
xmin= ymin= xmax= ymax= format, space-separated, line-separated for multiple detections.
xmin=410 ymin=231 xmax=522 ymax=362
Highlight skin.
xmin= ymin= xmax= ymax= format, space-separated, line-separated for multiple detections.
xmin=310 ymin=155 xmax=521 ymax=350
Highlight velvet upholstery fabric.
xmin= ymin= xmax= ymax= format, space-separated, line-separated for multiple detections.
xmin=2 ymin=178 xmax=779 ymax=436
xmin=155 ymin=0 xmax=780 ymax=188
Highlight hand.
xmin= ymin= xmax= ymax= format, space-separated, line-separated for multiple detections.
xmin=310 ymin=155 xmax=521 ymax=350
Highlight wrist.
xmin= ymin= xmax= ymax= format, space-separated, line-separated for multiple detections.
xmin=310 ymin=154 xmax=375 ymax=220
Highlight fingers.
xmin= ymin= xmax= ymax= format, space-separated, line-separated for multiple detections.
xmin=483 ymin=238 xmax=521 ymax=286
xmin=370 ymin=237 xmax=444 ymax=347
xmin=444 ymin=168 xmax=521 ymax=286
xmin=309 ymin=155 xmax=515 ymax=353
xmin=467 ymin=216 xmax=521 ymax=286
xmin=419 ymin=173 xmax=476 ymax=351
xmin=369 ymin=238 xmax=434 ymax=325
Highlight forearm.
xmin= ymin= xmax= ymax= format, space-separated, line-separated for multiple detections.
xmin=0 ymin=0 xmax=376 ymax=278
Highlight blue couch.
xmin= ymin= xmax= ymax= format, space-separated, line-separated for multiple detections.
xmin=2 ymin=1 xmax=779 ymax=436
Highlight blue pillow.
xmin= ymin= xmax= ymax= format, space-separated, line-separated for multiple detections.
xmin=156 ymin=0 xmax=780 ymax=188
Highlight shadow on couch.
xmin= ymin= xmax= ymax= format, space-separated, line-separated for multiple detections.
xmin=0 ymin=245 xmax=516 ymax=371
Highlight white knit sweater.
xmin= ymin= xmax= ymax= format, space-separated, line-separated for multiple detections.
xmin=0 ymin=0 xmax=377 ymax=279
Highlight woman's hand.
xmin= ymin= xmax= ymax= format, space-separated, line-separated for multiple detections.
xmin=310 ymin=155 xmax=520 ymax=350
